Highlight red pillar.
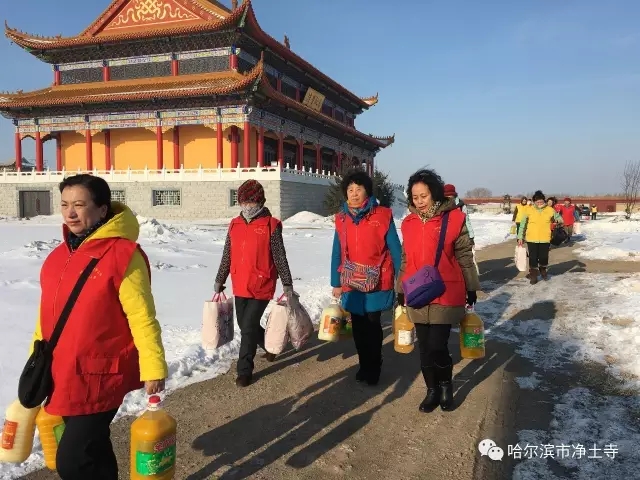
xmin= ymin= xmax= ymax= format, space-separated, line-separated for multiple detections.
xmin=243 ymin=121 xmax=250 ymax=169
xmin=173 ymin=127 xmax=180 ymax=170
xmin=85 ymin=130 xmax=93 ymax=171
xmin=231 ymin=126 xmax=239 ymax=168
xmin=35 ymin=132 xmax=43 ymax=172
xmin=315 ymin=144 xmax=322 ymax=173
xmin=337 ymin=152 xmax=342 ymax=172
xmin=277 ymin=133 xmax=284 ymax=170
xmin=54 ymin=68 xmax=61 ymax=86
xmin=230 ymin=47 xmax=238 ymax=71
xmin=297 ymin=140 xmax=304 ymax=170
xmin=276 ymin=77 xmax=282 ymax=92
xmin=105 ymin=130 xmax=111 ymax=170
xmin=14 ymin=132 xmax=22 ymax=171
xmin=295 ymin=89 xmax=300 ymax=101
xmin=257 ymin=127 xmax=264 ymax=168
xmin=56 ymin=135 xmax=62 ymax=171
xmin=103 ymin=65 xmax=110 ymax=82
xmin=156 ymin=126 xmax=163 ymax=170
xmin=216 ymin=122 xmax=223 ymax=168
xmin=171 ymin=59 xmax=179 ymax=76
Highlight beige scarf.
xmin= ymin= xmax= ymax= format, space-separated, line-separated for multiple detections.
xmin=412 ymin=201 xmax=442 ymax=221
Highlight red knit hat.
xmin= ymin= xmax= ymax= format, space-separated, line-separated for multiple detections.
xmin=444 ymin=184 xmax=457 ymax=197
xmin=237 ymin=180 xmax=265 ymax=205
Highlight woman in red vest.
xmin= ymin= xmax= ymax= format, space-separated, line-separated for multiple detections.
xmin=331 ymin=170 xmax=402 ymax=386
xmin=396 ymin=169 xmax=479 ymax=413
xmin=27 ymin=174 xmax=168 ymax=479
xmin=215 ymin=180 xmax=297 ymax=387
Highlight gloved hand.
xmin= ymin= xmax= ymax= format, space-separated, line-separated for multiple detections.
xmin=396 ymin=293 xmax=405 ymax=307
xmin=466 ymin=291 xmax=477 ymax=306
xmin=283 ymin=286 xmax=300 ymax=309
xmin=214 ymin=282 xmax=225 ymax=294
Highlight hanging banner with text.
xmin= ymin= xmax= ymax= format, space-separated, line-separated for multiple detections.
xmin=302 ymin=87 xmax=325 ymax=112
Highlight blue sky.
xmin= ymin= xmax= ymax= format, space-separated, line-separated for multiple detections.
xmin=0 ymin=0 xmax=638 ymax=195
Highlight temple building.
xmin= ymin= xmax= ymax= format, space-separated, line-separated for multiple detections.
xmin=0 ymin=0 xmax=395 ymax=219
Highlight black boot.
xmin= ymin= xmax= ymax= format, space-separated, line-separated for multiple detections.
xmin=419 ymin=366 xmax=441 ymax=413
xmin=529 ymin=268 xmax=539 ymax=285
xmin=436 ymin=362 xmax=454 ymax=411
xmin=235 ymin=374 xmax=252 ymax=387
xmin=539 ymin=266 xmax=548 ymax=281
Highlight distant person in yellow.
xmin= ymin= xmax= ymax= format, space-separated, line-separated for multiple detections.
xmin=511 ymin=196 xmax=529 ymax=234
xmin=591 ymin=204 xmax=598 ymax=220
xmin=517 ymin=190 xmax=564 ymax=284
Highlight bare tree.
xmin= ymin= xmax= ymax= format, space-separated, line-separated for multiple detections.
xmin=465 ymin=187 xmax=493 ymax=198
xmin=621 ymin=160 xmax=640 ymax=219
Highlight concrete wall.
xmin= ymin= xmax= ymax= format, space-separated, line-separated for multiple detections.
xmin=279 ymin=181 xmax=330 ymax=220
xmin=0 ymin=179 xmax=337 ymax=221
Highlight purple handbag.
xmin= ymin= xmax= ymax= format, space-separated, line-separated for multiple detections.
xmin=402 ymin=211 xmax=450 ymax=309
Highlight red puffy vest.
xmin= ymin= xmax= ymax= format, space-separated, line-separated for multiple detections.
xmin=229 ymin=215 xmax=280 ymax=300
xmin=400 ymin=209 xmax=467 ymax=307
xmin=561 ymin=205 xmax=576 ymax=226
xmin=335 ymin=206 xmax=395 ymax=293
xmin=40 ymin=237 xmax=150 ymax=416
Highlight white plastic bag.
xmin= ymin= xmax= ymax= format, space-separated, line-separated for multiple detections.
xmin=573 ymin=222 xmax=581 ymax=235
xmin=202 ymin=293 xmax=234 ymax=350
xmin=285 ymin=291 xmax=313 ymax=350
xmin=514 ymin=245 xmax=527 ymax=272
xmin=264 ymin=296 xmax=289 ymax=355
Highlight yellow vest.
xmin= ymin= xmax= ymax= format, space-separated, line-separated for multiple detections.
xmin=515 ymin=204 xmax=529 ymax=223
xmin=591 ymin=206 xmax=597 ymax=213
xmin=525 ymin=206 xmax=556 ymax=243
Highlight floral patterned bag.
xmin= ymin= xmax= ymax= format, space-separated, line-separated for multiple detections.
xmin=339 ymin=215 xmax=384 ymax=292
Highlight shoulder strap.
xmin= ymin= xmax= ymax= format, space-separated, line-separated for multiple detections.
xmin=48 ymin=258 xmax=99 ymax=351
xmin=434 ymin=211 xmax=450 ymax=267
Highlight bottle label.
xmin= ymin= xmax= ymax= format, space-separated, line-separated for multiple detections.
xmin=324 ymin=316 xmax=341 ymax=335
xmin=462 ymin=327 xmax=484 ymax=348
xmin=1 ymin=420 xmax=18 ymax=449
xmin=397 ymin=329 xmax=415 ymax=346
xmin=135 ymin=434 xmax=177 ymax=475
xmin=53 ymin=423 xmax=65 ymax=445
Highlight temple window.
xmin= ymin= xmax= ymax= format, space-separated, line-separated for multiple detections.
xmin=321 ymin=103 xmax=332 ymax=117
xmin=237 ymin=56 xmax=253 ymax=73
xmin=229 ymin=189 xmax=239 ymax=207
xmin=266 ymin=73 xmax=278 ymax=89
xmin=334 ymin=109 xmax=345 ymax=123
xmin=111 ymin=190 xmax=126 ymax=204
xmin=152 ymin=189 xmax=181 ymax=206
xmin=281 ymin=82 xmax=297 ymax=100
xmin=60 ymin=67 xmax=103 ymax=85
xmin=110 ymin=61 xmax=172 ymax=81
xmin=178 ymin=55 xmax=229 ymax=75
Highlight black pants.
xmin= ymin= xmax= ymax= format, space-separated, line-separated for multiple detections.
xmin=57 ymin=409 xmax=118 ymax=480
xmin=415 ymin=323 xmax=452 ymax=367
xmin=527 ymin=242 xmax=550 ymax=269
xmin=591 ymin=213 xmax=596 ymax=220
xmin=351 ymin=311 xmax=383 ymax=373
xmin=236 ymin=296 xmax=270 ymax=376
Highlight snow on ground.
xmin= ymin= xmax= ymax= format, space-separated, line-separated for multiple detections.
xmin=473 ymin=270 xmax=640 ymax=479
xmin=0 ymin=209 xmax=638 ymax=478
xmin=575 ymin=215 xmax=640 ymax=261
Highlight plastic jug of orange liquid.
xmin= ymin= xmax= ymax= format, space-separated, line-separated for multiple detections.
xmin=0 ymin=399 xmax=40 ymax=463
xmin=459 ymin=307 xmax=485 ymax=359
xmin=35 ymin=408 xmax=65 ymax=470
xmin=393 ymin=305 xmax=404 ymax=337
xmin=318 ymin=299 xmax=344 ymax=342
xmin=394 ymin=307 xmax=415 ymax=354
xmin=131 ymin=396 xmax=177 ymax=479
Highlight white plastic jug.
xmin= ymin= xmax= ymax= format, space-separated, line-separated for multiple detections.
xmin=0 ymin=399 xmax=40 ymax=463
xmin=514 ymin=245 xmax=527 ymax=272
xmin=318 ymin=299 xmax=344 ymax=342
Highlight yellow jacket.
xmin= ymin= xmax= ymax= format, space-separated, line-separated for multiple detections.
xmin=30 ymin=202 xmax=168 ymax=382
xmin=514 ymin=204 xmax=529 ymax=223
xmin=518 ymin=206 xmax=563 ymax=243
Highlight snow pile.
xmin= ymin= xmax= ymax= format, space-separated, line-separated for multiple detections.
xmin=137 ymin=215 xmax=192 ymax=242
xmin=284 ymin=211 xmax=333 ymax=227
xmin=576 ymin=216 xmax=640 ymax=261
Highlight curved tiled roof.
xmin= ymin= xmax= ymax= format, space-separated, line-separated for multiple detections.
xmin=0 ymin=68 xmax=260 ymax=108
xmin=4 ymin=0 xmax=373 ymax=110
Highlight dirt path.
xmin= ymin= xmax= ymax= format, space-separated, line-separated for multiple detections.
xmin=23 ymin=241 xmax=640 ymax=480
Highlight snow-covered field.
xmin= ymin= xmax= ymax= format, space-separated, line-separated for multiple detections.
xmin=0 ymin=210 xmax=639 ymax=479
xmin=576 ymin=214 xmax=640 ymax=261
